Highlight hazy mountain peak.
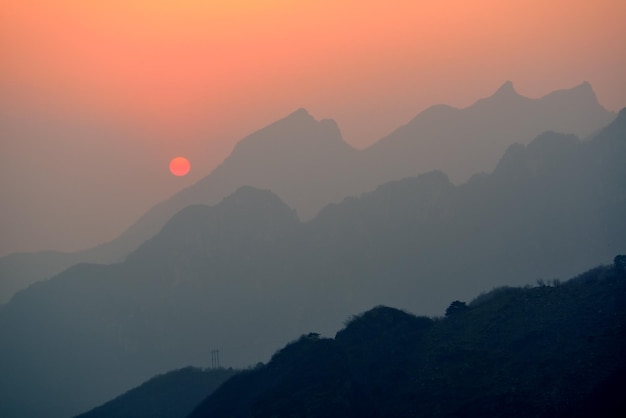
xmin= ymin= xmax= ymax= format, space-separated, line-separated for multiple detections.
xmin=128 ymin=186 xmax=297 ymax=264
xmin=319 ymin=117 xmax=341 ymax=133
xmin=540 ymin=80 xmax=601 ymax=106
xmin=595 ymin=107 xmax=626 ymax=142
xmin=1 ymin=82 xmax=616 ymax=307
xmin=573 ymin=80 xmax=592 ymax=92
xmin=493 ymin=131 xmax=580 ymax=179
xmin=527 ymin=131 xmax=580 ymax=151
xmin=220 ymin=185 xmax=294 ymax=211
xmin=569 ymin=80 xmax=593 ymax=95
xmin=163 ymin=187 xmax=292 ymax=232
xmin=469 ymin=81 xmax=525 ymax=109
xmin=614 ymin=107 xmax=626 ymax=129
xmin=493 ymin=80 xmax=517 ymax=97
xmin=227 ymin=107 xmax=346 ymax=158
xmin=284 ymin=107 xmax=314 ymax=122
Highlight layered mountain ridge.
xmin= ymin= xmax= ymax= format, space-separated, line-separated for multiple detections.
xmin=1 ymin=108 xmax=624 ymax=418
xmin=365 ymin=81 xmax=612 ymax=188
xmin=0 ymin=82 xmax=615 ymax=304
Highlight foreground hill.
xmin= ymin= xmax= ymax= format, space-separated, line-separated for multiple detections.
xmin=189 ymin=258 xmax=626 ymax=417
xmin=74 ymin=367 xmax=236 ymax=418
xmin=0 ymin=82 xmax=614 ymax=303
xmin=0 ymin=109 xmax=624 ymax=418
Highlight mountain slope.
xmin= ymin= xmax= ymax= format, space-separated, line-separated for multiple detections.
xmin=189 ymin=260 xmax=626 ymax=417
xmin=363 ymin=81 xmax=614 ymax=186
xmin=0 ymin=109 xmax=355 ymax=304
xmin=0 ymin=109 xmax=624 ymax=418
xmin=74 ymin=367 xmax=236 ymax=418
xmin=0 ymin=187 xmax=303 ymax=418
xmin=0 ymin=82 xmax=614 ymax=304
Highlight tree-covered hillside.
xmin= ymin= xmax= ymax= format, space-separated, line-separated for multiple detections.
xmin=189 ymin=257 xmax=626 ymax=417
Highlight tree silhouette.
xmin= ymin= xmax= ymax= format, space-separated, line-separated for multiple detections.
xmin=445 ymin=301 xmax=468 ymax=317
xmin=614 ymin=255 xmax=626 ymax=272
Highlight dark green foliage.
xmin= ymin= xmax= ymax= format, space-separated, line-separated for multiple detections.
xmin=614 ymin=255 xmax=626 ymax=272
xmin=445 ymin=300 xmax=468 ymax=316
xmin=189 ymin=336 xmax=361 ymax=418
xmin=189 ymin=262 xmax=626 ymax=417
xmin=469 ymin=286 xmax=521 ymax=307
xmin=564 ymin=366 xmax=626 ymax=418
xmin=74 ymin=367 xmax=236 ymax=418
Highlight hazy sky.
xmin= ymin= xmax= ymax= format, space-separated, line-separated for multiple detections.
xmin=1 ymin=0 xmax=625 ymax=256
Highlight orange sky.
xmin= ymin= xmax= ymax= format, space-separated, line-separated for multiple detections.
xmin=1 ymin=0 xmax=626 ymax=254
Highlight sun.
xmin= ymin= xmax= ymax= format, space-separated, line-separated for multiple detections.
xmin=169 ymin=157 xmax=190 ymax=176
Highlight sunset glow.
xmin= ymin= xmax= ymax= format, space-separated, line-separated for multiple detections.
xmin=4 ymin=0 xmax=625 ymax=144
xmin=1 ymin=0 xmax=625 ymax=255
xmin=3 ymin=5 xmax=626 ymax=418
xmin=169 ymin=157 xmax=190 ymax=177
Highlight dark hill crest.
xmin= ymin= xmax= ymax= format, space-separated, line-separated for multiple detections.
xmin=189 ymin=262 xmax=626 ymax=418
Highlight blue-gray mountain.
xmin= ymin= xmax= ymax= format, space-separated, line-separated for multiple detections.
xmin=0 ymin=82 xmax=615 ymax=303
xmin=0 ymin=108 xmax=624 ymax=418
xmin=74 ymin=367 xmax=236 ymax=418
xmin=76 ymin=258 xmax=626 ymax=418
xmin=188 ymin=260 xmax=626 ymax=418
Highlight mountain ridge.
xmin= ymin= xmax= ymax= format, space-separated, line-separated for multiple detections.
xmin=366 ymin=81 xmax=613 ymax=183
xmin=0 ymin=83 xmax=616 ymax=305
xmin=188 ymin=259 xmax=626 ymax=418
xmin=1 ymin=109 xmax=624 ymax=417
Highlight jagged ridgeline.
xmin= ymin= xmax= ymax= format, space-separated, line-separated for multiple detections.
xmin=0 ymin=82 xmax=615 ymax=304
xmin=1 ymin=109 xmax=625 ymax=418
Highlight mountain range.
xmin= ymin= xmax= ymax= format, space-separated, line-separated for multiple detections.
xmin=0 ymin=106 xmax=624 ymax=418
xmin=75 ymin=258 xmax=626 ymax=417
xmin=187 ymin=259 xmax=626 ymax=417
xmin=0 ymin=81 xmax=615 ymax=304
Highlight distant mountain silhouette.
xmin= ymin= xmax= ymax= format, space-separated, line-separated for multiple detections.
xmin=189 ymin=260 xmax=626 ymax=417
xmin=0 ymin=109 xmax=357 ymax=304
xmin=74 ymin=367 xmax=236 ymax=418
xmin=0 ymin=108 xmax=624 ymax=418
xmin=362 ymin=81 xmax=613 ymax=187
xmin=0 ymin=82 xmax=615 ymax=304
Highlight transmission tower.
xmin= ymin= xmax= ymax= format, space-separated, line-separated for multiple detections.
xmin=211 ymin=349 xmax=220 ymax=369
